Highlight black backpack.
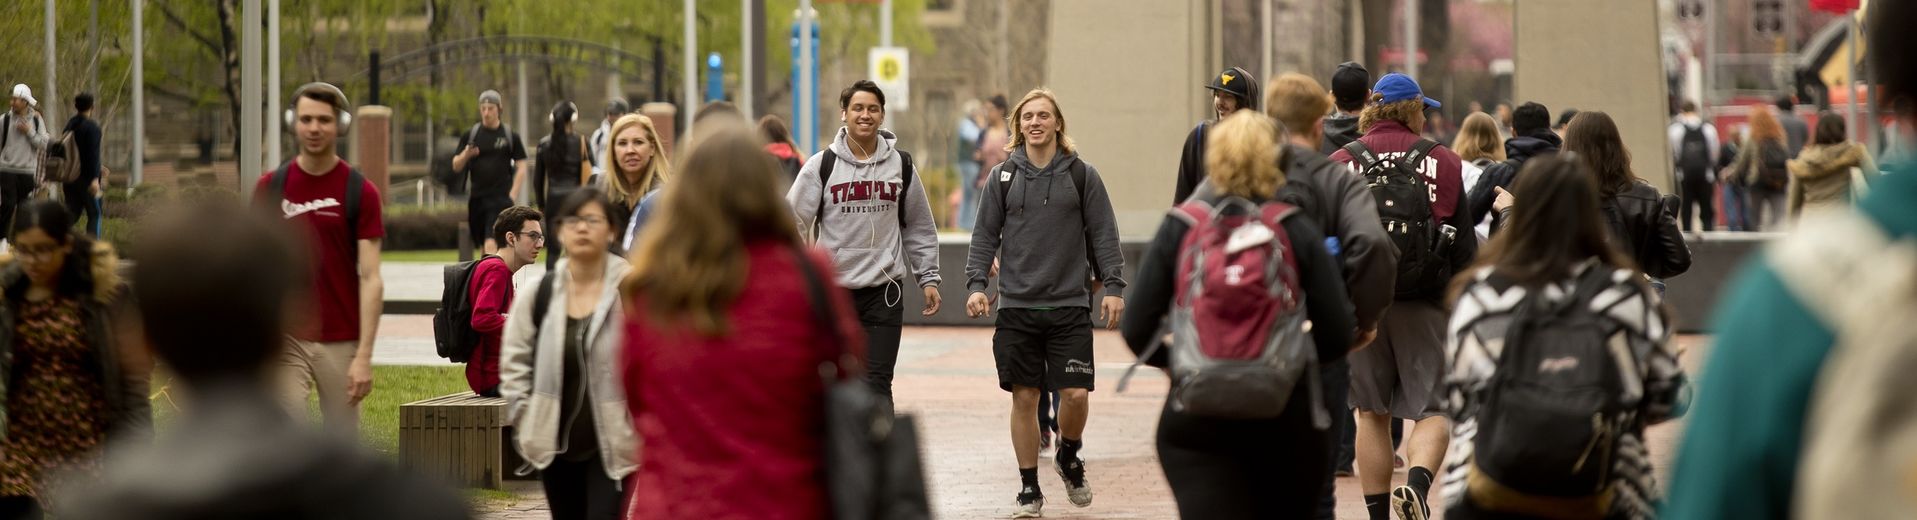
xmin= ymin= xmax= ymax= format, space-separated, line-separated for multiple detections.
xmin=1343 ymin=140 xmax=1451 ymax=299
xmin=1758 ymin=143 xmax=1791 ymax=191
xmin=1468 ymin=268 xmax=1636 ymax=510
xmin=1676 ymin=124 xmax=1712 ymax=175
xmin=433 ymin=255 xmax=502 ymax=362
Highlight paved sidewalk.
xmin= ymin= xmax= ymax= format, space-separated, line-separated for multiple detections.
xmin=462 ymin=327 xmax=1700 ymax=519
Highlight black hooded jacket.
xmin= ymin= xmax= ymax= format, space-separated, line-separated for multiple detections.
xmin=1467 ymin=131 xmax=1563 ymax=227
xmin=1173 ymin=67 xmax=1260 ymax=204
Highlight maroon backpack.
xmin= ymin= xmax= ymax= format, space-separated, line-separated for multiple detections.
xmin=1158 ymin=197 xmax=1325 ymax=422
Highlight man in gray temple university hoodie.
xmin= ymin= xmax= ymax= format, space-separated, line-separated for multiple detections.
xmin=786 ymin=79 xmax=942 ymax=404
xmin=966 ymin=87 xmax=1125 ymax=519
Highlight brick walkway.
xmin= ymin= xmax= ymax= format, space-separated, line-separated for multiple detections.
xmin=474 ymin=328 xmax=1702 ymax=519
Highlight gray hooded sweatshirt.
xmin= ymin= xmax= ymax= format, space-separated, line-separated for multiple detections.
xmin=0 ymin=109 xmax=49 ymax=176
xmin=966 ymin=147 xmax=1126 ymax=308
xmin=786 ymin=127 xmax=941 ymax=290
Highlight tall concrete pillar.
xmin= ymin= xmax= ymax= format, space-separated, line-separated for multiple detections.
xmin=355 ymin=106 xmax=393 ymax=202
xmin=1515 ymin=0 xmax=1674 ymax=192
xmin=1048 ymin=0 xmax=1212 ymax=236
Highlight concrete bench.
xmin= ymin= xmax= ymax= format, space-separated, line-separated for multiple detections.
xmin=398 ymin=393 xmax=534 ymax=489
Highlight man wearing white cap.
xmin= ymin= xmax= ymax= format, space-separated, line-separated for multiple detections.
xmin=1 ymin=85 xmax=49 ymax=235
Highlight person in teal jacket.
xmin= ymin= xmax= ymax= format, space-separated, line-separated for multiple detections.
xmin=1663 ymin=4 xmax=1917 ymax=517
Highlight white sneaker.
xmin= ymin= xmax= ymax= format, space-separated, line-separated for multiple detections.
xmin=1055 ymin=457 xmax=1093 ymax=507
xmin=1391 ymin=485 xmax=1429 ymax=520
xmin=1011 ymin=486 xmax=1044 ymax=518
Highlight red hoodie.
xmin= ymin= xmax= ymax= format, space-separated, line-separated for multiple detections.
xmin=623 ymin=242 xmax=864 ymax=520
xmin=464 ymin=256 xmax=512 ymax=395
xmin=1326 ymin=120 xmax=1466 ymax=223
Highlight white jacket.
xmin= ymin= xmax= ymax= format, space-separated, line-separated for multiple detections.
xmin=499 ymin=255 xmax=638 ymax=480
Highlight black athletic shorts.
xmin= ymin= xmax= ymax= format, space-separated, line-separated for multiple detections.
xmin=469 ymin=194 xmax=514 ymax=244
xmin=993 ymin=307 xmax=1096 ymax=392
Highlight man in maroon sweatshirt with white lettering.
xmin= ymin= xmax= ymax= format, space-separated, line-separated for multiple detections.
xmin=1325 ymin=73 xmax=1476 ymax=520
xmin=466 ymin=206 xmax=543 ymax=396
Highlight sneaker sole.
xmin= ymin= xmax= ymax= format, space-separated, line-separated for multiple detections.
xmin=1053 ymin=459 xmax=1093 ymax=507
xmin=1390 ymin=486 xmax=1428 ymax=520
xmin=1010 ymin=500 xmax=1043 ymax=519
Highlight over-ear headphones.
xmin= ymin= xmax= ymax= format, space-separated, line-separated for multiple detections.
xmin=549 ymin=101 xmax=578 ymax=124
xmin=284 ymin=82 xmax=354 ymax=133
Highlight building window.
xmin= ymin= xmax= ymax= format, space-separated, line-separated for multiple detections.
xmin=923 ymin=0 xmax=963 ymax=27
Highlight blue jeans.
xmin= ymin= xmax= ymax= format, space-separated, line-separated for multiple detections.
xmin=958 ymin=160 xmax=982 ymax=231
xmin=1721 ymin=183 xmax=1751 ymax=231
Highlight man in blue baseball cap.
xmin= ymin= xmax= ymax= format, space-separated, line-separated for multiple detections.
xmin=1326 ymin=72 xmax=1474 ymax=520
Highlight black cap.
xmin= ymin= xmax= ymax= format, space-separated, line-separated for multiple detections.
xmin=1513 ymin=102 xmax=1552 ymax=136
xmin=1332 ymin=62 xmax=1371 ymax=106
xmin=1205 ymin=67 xmax=1256 ymax=106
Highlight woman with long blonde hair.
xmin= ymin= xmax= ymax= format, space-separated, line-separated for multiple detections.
xmin=619 ymin=123 xmax=863 ymax=520
xmin=1453 ymin=112 xmax=1506 ymax=241
xmin=601 ymin=114 xmax=672 ymax=251
xmin=1121 ymin=111 xmax=1355 ymax=518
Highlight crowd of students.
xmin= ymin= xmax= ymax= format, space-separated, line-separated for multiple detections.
xmin=0 ymin=4 xmax=1907 ymax=520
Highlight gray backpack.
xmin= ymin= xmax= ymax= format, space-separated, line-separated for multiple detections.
xmin=1773 ymin=208 xmax=1917 ymax=518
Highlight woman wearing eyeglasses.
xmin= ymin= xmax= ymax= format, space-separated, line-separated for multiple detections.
xmin=499 ymin=188 xmax=637 ymax=520
xmin=0 ymin=200 xmax=149 ymax=519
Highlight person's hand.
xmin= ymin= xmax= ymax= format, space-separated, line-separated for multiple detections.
xmin=1493 ymin=186 xmax=1516 ymax=213
xmin=966 ymin=292 xmax=991 ymax=318
xmin=509 ymin=186 xmax=521 ymax=201
xmin=1099 ymin=295 xmax=1125 ymax=330
xmin=89 ymin=179 xmax=100 ymax=196
xmin=1351 ymin=327 xmax=1379 ymax=352
xmin=461 ymin=145 xmax=480 ymax=160
xmin=346 ymin=356 xmax=374 ymax=406
xmin=922 ymin=285 xmax=942 ymax=316
xmin=13 ymin=120 xmax=28 ymax=134
xmin=989 ymin=258 xmax=1000 ymax=279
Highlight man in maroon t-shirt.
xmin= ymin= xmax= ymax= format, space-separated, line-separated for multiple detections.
xmin=466 ymin=206 xmax=542 ymax=396
xmin=1326 ymin=73 xmax=1476 ymax=520
xmin=255 ymin=83 xmax=385 ymax=434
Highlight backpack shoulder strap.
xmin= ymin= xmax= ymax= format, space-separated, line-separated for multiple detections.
xmin=1341 ymin=141 xmax=1382 ymax=172
xmin=896 ymin=149 xmax=916 ymax=230
xmin=1069 ymin=160 xmax=1089 ymax=203
xmin=345 ymin=167 xmax=364 ymax=249
xmin=1399 ymin=139 xmax=1440 ymax=183
xmin=814 ymin=149 xmax=839 ymax=229
xmin=268 ymin=160 xmax=292 ymax=202
xmin=994 ymin=160 xmax=1014 ymax=206
xmin=531 ymin=272 xmax=558 ymax=332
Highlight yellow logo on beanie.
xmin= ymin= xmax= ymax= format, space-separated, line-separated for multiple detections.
xmin=1221 ymin=74 xmax=1235 ymax=85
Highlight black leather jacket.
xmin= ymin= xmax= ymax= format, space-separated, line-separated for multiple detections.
xmin=1604 ymin=181 xmax=1693 ymax=279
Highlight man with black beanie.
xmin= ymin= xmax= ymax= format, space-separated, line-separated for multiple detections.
xmin=1467 ymin=101 xmax=1560 ymax=231
xmin=1322 ymin=62 xmax=1370 ymax=155
xmin=1172 ymin=66 xmax=1260 ymax=203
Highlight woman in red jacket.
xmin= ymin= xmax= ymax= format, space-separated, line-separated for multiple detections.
xmin=620 ymin=121 xmax=865 ymax=519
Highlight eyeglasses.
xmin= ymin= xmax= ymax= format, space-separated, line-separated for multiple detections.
xmin=13 ymin=244 xmax=61 ymax=263
xmin=561 ymin=216 xmax=606 ymax=228
xmin=514 ymin=231 xmax=545 ymax=244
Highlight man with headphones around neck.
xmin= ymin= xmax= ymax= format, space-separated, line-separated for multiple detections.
xmin=252 ymin=82 xmax=385 ymax=435
xmin=452 ymin=90 xmax=529 ymax=254
xmin=784 ymin=79 xmax=942 ymax=406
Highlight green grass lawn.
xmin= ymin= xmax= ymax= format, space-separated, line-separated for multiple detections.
xmin=381 ymin=249 xmax=461 ymax=264
xmin=151 ymin=365 xmax=472 ymax=457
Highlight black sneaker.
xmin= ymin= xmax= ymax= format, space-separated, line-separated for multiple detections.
xmin=1390 ymin=485 xmax=1429 ymax=520
xmin=1012 ymin=485 xmax=1044 ymax=518
xmin=1054 ymin=455 xmax=1092 ymax=507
